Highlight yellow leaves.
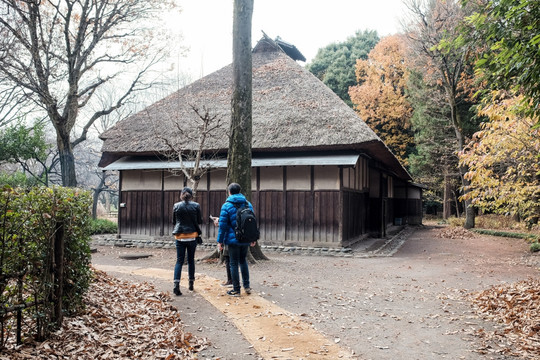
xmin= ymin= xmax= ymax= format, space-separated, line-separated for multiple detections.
xmin=460 ymin=92 xmax=539 ymax=221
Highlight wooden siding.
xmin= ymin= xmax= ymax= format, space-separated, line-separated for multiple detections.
xmin=342 ymin=190 xmax=368 ymax=244
xmin=119 ymin=191 xmax=162 ymax=236
xmin=118 ymin=189 xmax=345 ymax=247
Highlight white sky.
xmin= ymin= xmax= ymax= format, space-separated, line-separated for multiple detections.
xmin=171 ymin=0 xmax=408 ymax=81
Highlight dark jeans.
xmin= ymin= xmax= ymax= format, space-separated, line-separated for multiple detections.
xmin=224 ymin=255 xmax=232 ymax=282
xmin=174 ymin=240 xmax=197 ymax=282
xmin=228 ymin=244 xmax=250 ymax=292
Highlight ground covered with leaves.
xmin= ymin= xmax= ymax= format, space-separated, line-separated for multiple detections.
xmin=469 ymin=278 xmax=540 ymax=359
xmin=1 ymin=270 xmax=208 ymax=359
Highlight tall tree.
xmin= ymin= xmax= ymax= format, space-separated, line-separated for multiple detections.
xmin=307 ymin=30 xmax=379 ymax=107
xmin=349 ymin=35 xmax=414 ymax=166
xmin=405 ymin=0 xmax=479 ymax=228
xmin=462 ymin=0 xmax=540 ymax=124
xmin=227 ymin=0 xmax=254 ymax=198
xmin=459 ymin=92 xmax=539 ymax=225
xmin=406 ymin=70 xmax=459 ymax=218
xmin=227 ymin=0 xmax=267 ymax=261
xmin=0 ymin=0 xmax=175 ymax=186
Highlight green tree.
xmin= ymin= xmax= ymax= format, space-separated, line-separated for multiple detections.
xmin=0 ymin=120 xmax=51 ymax=185
xmin=307 ymin=30 xmax=379 ymax=107
xmin=462 ymin=0 xmax=540 ymax=124
xmin=406 ymin=70 xmax=460 ymax=218
xmin=0 ymin=0 xmax=175 ymax=187
xmin=405 ymin=0 xmax=481 ymax=228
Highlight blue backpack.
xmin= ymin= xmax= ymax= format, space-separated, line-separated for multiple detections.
xmin=234 ymin=202 xmax=260 ymax=243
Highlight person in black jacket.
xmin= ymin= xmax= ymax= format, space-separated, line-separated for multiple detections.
xmin=172 ymin=187 xmax=202 ymax=296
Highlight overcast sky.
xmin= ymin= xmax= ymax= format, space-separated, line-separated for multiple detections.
xmin=169 ymin=0 xmax=409 ymax=81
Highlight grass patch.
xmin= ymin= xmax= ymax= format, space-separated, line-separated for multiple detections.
xmin=471 ymin=228 xmax=538 ymax=241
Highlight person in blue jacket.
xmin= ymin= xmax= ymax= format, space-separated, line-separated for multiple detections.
xmin=217 ymin=183 xmax=257 ymax=297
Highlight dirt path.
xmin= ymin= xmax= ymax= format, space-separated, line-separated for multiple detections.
xmin=94 ymin=265 xmax=354 ymax=359
xmin=91 ymin=226 xmax=540 ymax=359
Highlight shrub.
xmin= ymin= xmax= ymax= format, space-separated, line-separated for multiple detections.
xmin=472 ymin=228 xmax=538 ymax=241
xmin=88 ymin=218 xmax=118 ymax=235
xmin=530 ymin=242 xmax=540 ymax=253
xmin=0 ymin=171 xmax=42 ymax=188
xmin=0 ymin=185 xmax=92 ymax=344
xmin=448 ymin=216 xmax=465 ymax=227
xmin=475 ymin=214 xmax=532 ymax=231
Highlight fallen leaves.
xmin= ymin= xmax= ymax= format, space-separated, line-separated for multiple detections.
xmin=469 ymin=278 xmax=540 ymax=359
xmin=0 ymin=269 xmax=208 ymax=359
xmin=436 ymin=227 xmax=477 ymax=240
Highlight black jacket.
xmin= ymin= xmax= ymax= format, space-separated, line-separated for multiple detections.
xmin=172 ymin=201 xmax=202 ymax=235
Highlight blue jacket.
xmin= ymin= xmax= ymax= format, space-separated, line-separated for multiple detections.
xmin=217 ymin=193 xmax=254 ymax=246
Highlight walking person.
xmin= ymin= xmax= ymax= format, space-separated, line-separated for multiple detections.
xmin=217 ymin=183 xmax=257 ymax=297
xmin=172 ymin=187 xmax=203 ymax=296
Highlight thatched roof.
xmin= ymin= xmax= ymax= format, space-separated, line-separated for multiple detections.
xmin=99 ymin=36 xmax=410 ymax=180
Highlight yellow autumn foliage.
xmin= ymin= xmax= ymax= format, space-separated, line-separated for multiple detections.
xmin=459 ymin=93 xmax=539 ymax=223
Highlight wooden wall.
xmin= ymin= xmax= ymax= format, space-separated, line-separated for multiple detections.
xmin=119 ymin=189 xmax=346 ymax=247
xmin=116 ymin=161 xmax=422 ymax=246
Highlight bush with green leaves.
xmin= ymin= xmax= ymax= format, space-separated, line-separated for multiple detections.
xmin=0 ymin=171 xmax=42 ymax=188
xmin=89 ymin=218 xmax=118 ymax=235
xmin=0 ymin=185 xmax=93 ymax=345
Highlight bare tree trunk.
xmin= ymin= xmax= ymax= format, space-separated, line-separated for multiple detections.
xmin=92 ymin=175 xmax=107 ymax=219
xmin=227 ymin=0 xmax=253 ymax=198
xmin=226 ymin=0 xmax=267 ymax=261
xmin=443 ymin=173 xmax=451 ymax=219
xmin=450 ymin=98 xmax=474 ymax=228
xmin=56 ymin=129 xmax=77 ymax=187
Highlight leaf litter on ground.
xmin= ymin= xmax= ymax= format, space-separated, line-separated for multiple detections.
xmin=468 ymin=278 xmax=540 ymax=360
xmin=0 ymin=269 xmax=209 ymax=359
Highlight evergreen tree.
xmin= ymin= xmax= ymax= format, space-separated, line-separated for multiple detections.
xmin=307 ymin=30 xmax=379 ymax=107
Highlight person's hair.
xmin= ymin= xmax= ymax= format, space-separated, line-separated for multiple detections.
xmin=181 ymin=187 xmax=193 ymax=202
xmin=228 ymin=183 xmax=241 ymax=195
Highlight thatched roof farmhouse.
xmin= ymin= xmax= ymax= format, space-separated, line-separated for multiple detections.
xmin=99 ymin=35 xmax=422 ymax=248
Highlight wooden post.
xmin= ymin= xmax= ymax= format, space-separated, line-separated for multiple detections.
xmin=53 ymin=222 xmax=64 ymax=327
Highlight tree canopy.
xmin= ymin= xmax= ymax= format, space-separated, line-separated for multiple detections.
xmin=0 ymin=0 xmax=176 ymax=186
xmin=459 ymin=92 xmax=539 ymax=224
xmin=405 ymin=0 xmax=481 ymax=227
xmin=307 ymin=30 xmax=379 ymax=107
xmin=462 ymin=0 xmax=540 ymax=124
xmin=350 ymin=35 xmax=414 ymax=166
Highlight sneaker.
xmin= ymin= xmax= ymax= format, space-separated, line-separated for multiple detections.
xmin=220 ymin=281 xmax=233 ymax=287
xmin=244 ymin=287 xmax=252 ymax=295
xmin=227 ymin=290 xmax=240 ymax=297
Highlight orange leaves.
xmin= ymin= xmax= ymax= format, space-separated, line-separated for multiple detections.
xmin=350 ymin=35 xmax=414 ymax=166
xmin=470 ymin=278 xmax=540 ymax=359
